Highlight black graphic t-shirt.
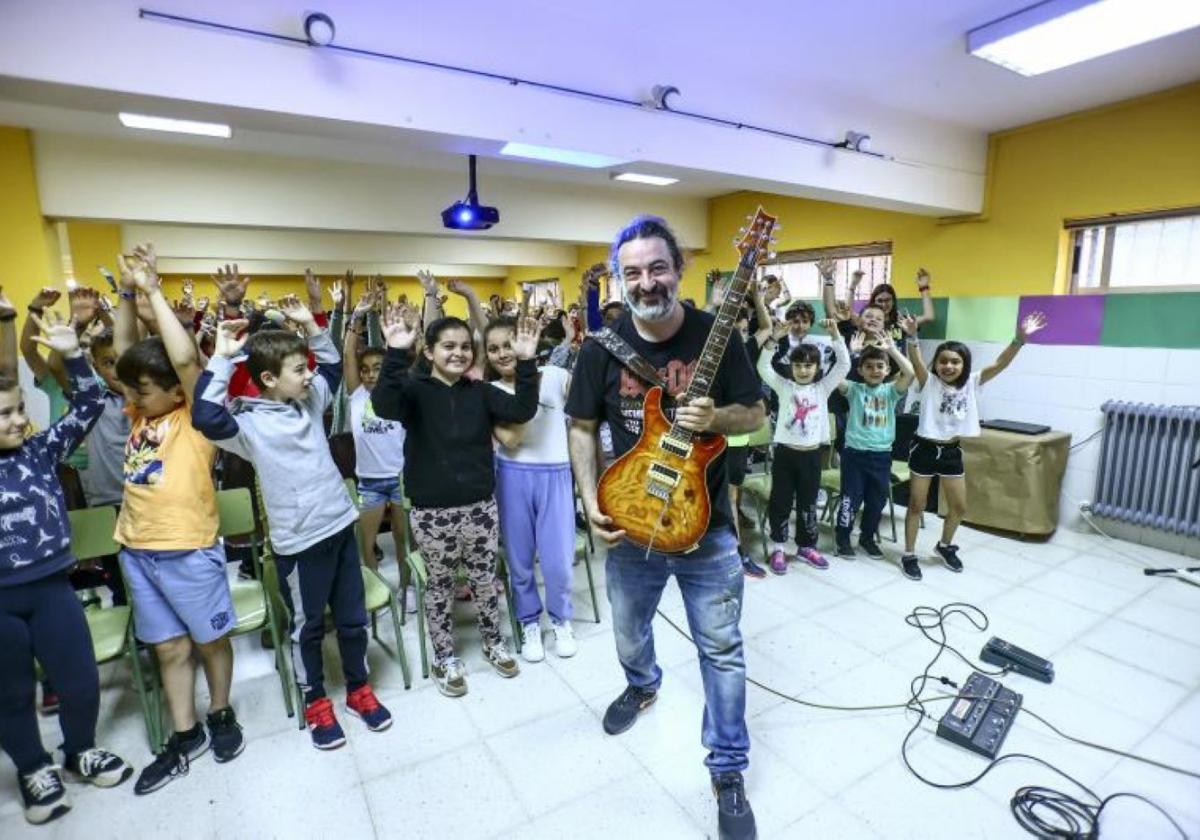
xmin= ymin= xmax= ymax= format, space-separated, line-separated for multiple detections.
xmin=565 ymin=308 xmax=763 ymax=536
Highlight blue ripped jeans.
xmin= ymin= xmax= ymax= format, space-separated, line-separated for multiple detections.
xmin=606 ymin=527 xmax=749 ymax=775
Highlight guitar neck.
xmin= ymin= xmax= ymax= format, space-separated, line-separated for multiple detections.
xmin=667 ymin=258 xmax=757 ymax=445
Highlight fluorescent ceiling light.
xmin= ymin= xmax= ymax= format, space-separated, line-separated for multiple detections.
xmin=499 ymin=142 xmax=626 ymax=168
xmin=968 ymin=0 xmax=1200 ymax=76
xmin=612 ymin=172 xmax=679 ymax=186
xmin=118 ymin=112 xmax=232 ymax=138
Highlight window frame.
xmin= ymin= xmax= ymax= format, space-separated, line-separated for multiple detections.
xmin=1067 ymin=206 xmax=1200 ymax=295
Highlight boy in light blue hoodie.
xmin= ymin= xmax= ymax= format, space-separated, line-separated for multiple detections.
xmin=192 ymin=296 xmax=391 ymax=751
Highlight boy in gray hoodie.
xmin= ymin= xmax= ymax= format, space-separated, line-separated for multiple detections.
xmin=192 ymin=297 xmax=392 ymax=750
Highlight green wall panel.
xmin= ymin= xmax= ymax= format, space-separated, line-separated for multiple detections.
xmin=945 ymin=296 xmax=1021 ymax=342
xmin=1101 ymin=293 xmax=1200 ymax=348
xmin=897 ymin=296 xmax=949 ymax=339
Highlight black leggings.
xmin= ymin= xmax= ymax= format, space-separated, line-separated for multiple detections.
xmin=0 ymin=573 xmax=100 ymax=773
xmin=768 ymin=447 xmax=822 ymax=548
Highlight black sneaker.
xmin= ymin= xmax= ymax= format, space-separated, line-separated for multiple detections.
xmin=63 ymin=748 xmax=133 ymax=788
xmin=19 ymin=764 xmax=70 ymax=825
xmin=935 ymin=542 xmax=964 ymax=572
xmin=901 ymin=554 xmax=923 ymax=581
xmin=207 ymin=707 xmax=245 ymax=762
xmin=602 ymin=685 xmax=658 ymax=735
xmin=712 ymin=771 xmax=757 ymax=840
xmin=740 ymin=553 xmax=767 ymax=579
xmin=859 ymin=537 xmax=884 ymax=559
xmin=835 ymin=541 xmax=856 ymax=558
xmin=134 ymin=726 xmax=209 ymax=795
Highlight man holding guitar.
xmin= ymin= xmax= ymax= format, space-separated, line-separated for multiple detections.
xmin=566 ymin=215 xmax=765 ymax=840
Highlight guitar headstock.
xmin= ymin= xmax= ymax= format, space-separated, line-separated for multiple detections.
xmin=734 ymin=206 xmax=778 ymax=269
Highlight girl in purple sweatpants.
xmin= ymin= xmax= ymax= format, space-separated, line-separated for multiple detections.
xmin=485 ymin=319 xmax=578 ymax=663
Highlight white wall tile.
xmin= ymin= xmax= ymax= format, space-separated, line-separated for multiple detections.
xmin=1085 ymin=347 xmax=1125 ymax=381
xmin=1162 ymin=384 xmax=1200 ymax=407
xmin=1165 ymin=350 xmax=1200 ymax=387
xmin=1117 ymin=348 xmax=1172 ymax=384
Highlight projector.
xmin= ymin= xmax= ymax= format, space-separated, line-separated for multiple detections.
xmin=441 ymin=200 xmax=500 ymax=231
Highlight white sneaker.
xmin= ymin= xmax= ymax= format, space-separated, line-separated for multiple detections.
xmin=521 ymin=622 xmax=545 ymax=663
xmin=551 ymin=620 xmax=577 ymax=658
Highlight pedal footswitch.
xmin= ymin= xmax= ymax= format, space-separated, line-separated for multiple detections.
xmin=936 ymin=671 xmax=1022 ymax=759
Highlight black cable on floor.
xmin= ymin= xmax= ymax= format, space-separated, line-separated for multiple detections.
xmin=654 ymin=599 xmax=1195 ymax=837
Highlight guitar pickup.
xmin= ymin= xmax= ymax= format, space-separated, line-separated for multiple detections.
xmin=659 ymin=436 xmax=691 ymax=458
xmin=647 ymin=463 xmax=681 ymax=490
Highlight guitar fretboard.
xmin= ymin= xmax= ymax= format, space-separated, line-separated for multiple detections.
xmin=665 ymin=252 xmax=757 ymax=448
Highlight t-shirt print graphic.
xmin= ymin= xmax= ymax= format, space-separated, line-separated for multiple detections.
xmin=861 ymin=391 xmax=891 ymax=429
xmin=939 ymin=388 xmax=968 ymax=420
xmin=124 ymin=417 xmax=168 ymax=485
xmin=616 ymin=360 xmax=698 ymax=436
xmin=360 ymin=398 xmax=393 ymax=435
xmin=786 ymin=394 xmax=820 ymax=433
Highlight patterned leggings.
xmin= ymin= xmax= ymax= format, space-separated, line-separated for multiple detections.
xmin=409 ymin=498 xmax=503 ymax=664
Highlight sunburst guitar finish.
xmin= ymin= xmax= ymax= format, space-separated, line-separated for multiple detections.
xmin=597 ymin=387 xmax=726 ymax=554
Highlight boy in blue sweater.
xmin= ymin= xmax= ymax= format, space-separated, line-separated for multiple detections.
xmin=0 ymin=313 xmax=132 ymax=825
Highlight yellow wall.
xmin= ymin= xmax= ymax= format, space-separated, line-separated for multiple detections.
xmin=0 ymin=127 xmax=57 ymax=312
xmin=697 ymin=81 xmax=1200 ymax=300
xmin=65 ymin=222 xmax=123 ymax=289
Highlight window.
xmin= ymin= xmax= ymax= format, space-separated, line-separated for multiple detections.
xmin=755 ymin=242 xmax=893 ymax=304
xmin=1068 ymin=208 xmax=1200 ymax=292
xmin=519 ymin=279 xmax=561 ymax=310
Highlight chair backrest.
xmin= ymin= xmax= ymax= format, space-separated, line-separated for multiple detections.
xmin=68 ymin=506 xmax=119 ymax=562
xmin=216 ymin=487 xmax=256 ymax=538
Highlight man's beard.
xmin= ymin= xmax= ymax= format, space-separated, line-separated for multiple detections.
xmin=624 ymin=284 xmax=677 ymax=322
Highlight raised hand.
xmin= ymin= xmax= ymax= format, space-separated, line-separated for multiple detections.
xmin=582 ymin=263 xmax=607 ymax=291
xmin=1018 ymin=311 xmax=1047 ymax=341
xmin=872 ymin=329 xmax=895 ymax=352
xmin=831 ymin=301 xmax=852 ymax=322
xmin=352 ymin=289 xmax=376 ymax=322
xmin=29 ymin=311 xmax=81 ymax=358
xmin=212 ymin=263 xmax=250 ymax=305
xmin=304 ymin=268 xmax=323 ymax=309
xmin=916 ymin=268 xmax=931 ymax=292
xmin=382 ymin=302 xmax=419 ymax=350
xmin=277 ymin=294 xmax=315 ymax=326
xmin=818 ymin=317 xmax=838 ymax=335
xmin=181 ymin=278 xmax=195 ymax=302
xmin=899 ymin=311 xmax=919 ymax=337
xmin=30 ymin=287 xmax=62 ymax=309
xmin=446 ymin=278 xmax=474 ymax=298
xmin=69 ymin=286 xmax=101 ymax=326
xmin=119 ymin=243 xmax=160 ymax=294
xmin=329 ymin=280 xmax=345 ymax=310
xmin=511 ymin=315 xmax=540 ymax=360
xmin=416 ymin=269 xmax=438 ymax=295
xmin=816 ymin=256 xmax=837 ymax=280
xmin=214 ymin=318 xmax=250 ymax=358
xmin=849 ymin=331 xmax=867 ymax=353
xmin=195 ymin=295 xmax=211 ymax=314
xmin=849 ymin=270 xmax=865 ymax=293
xmin=170 ymin=297 xmax=197 ymax=328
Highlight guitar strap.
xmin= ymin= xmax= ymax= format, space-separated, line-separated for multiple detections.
xmin=590 ymin=328 xmax=669 ymax=392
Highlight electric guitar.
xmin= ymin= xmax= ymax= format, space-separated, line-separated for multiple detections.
xmin=597 ymin=206 xmax=778 ymax=553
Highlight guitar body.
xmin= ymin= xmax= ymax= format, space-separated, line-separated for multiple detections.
xmin=597 ymin=387 xmax=726 ymax=554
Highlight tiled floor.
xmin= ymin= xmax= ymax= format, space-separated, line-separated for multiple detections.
xmin=4 ymin=516 xmax=1199 ymax=839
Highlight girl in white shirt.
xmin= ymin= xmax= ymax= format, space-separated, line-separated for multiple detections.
xmin=900 ymin=311 xmax=1047 ymax=579
xmin=484 ymin=319 xmax=577 ymax=663
xmin=757 ymin=319 xmax=850 ymax=573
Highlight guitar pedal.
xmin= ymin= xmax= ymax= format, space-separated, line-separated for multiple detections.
xmin=936 ymin=671 xmax=1022 ymax=759
xmin=980 ymin=636 xmax=1054 ymax=683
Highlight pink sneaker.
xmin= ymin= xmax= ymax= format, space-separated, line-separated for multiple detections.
xmin=769 ymin=550 xmax=788 ymax=575
xmin=797 ymin=547 xmax=829 ymax=570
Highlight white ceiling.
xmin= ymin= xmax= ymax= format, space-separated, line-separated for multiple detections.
xmin=1 ymin=0 xmax=1197 ymax=227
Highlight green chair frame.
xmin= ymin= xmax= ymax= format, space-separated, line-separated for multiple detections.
xmin=66 ymin=506 xmax=162 ymax=752
xmin=735 ymin=422 xmax=775 ymax=563
xmin=215 ymin=488 xmax=296 ymax=719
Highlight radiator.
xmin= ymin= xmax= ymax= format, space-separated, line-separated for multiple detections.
xmin=1093 ymin=402 xmax=1200 ymax=537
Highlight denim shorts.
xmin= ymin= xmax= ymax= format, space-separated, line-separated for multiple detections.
xmin=120 ymin=544 xmax=235 ymax=644
xmin=357 ymin=476 xmax=404 ymax=509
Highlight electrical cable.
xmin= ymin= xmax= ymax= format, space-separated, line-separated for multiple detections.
xmin=655 ymin=598 xmax=1195 ymax=837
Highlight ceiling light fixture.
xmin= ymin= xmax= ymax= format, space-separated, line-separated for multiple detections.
xmin=303 ymin=12 xmax=336 ymax=47
xmin=118 ymin=112 xmax=232 ymax=138
xmin=968 ymin=0 xmax=1200 ymax=76
xmin=611 ymin=172 xmax=679 ymax=186
xmin=499 ymin=142 xmax=628 ymax=169
xmin=442 ymin=155 xmax=500 ymax=231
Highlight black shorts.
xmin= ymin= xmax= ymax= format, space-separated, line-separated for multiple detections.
xmin=907 ymin=437 xmax=964 ymax=478
xmin=727 ymin=445 xmax=750 ymax=486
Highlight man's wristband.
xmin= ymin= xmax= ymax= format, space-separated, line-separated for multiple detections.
xmin=917 ymin=286 xmax=930 ymax=293
xmin=0 ymin=312 xmax=16 ymax=323
xmin=27 ymin=305 xmax=45 ymax=314
xmin=1012 ymin=335 xmax=1025 ymax=346
xmin=118 ymin=290 xmax=137 ymax=302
